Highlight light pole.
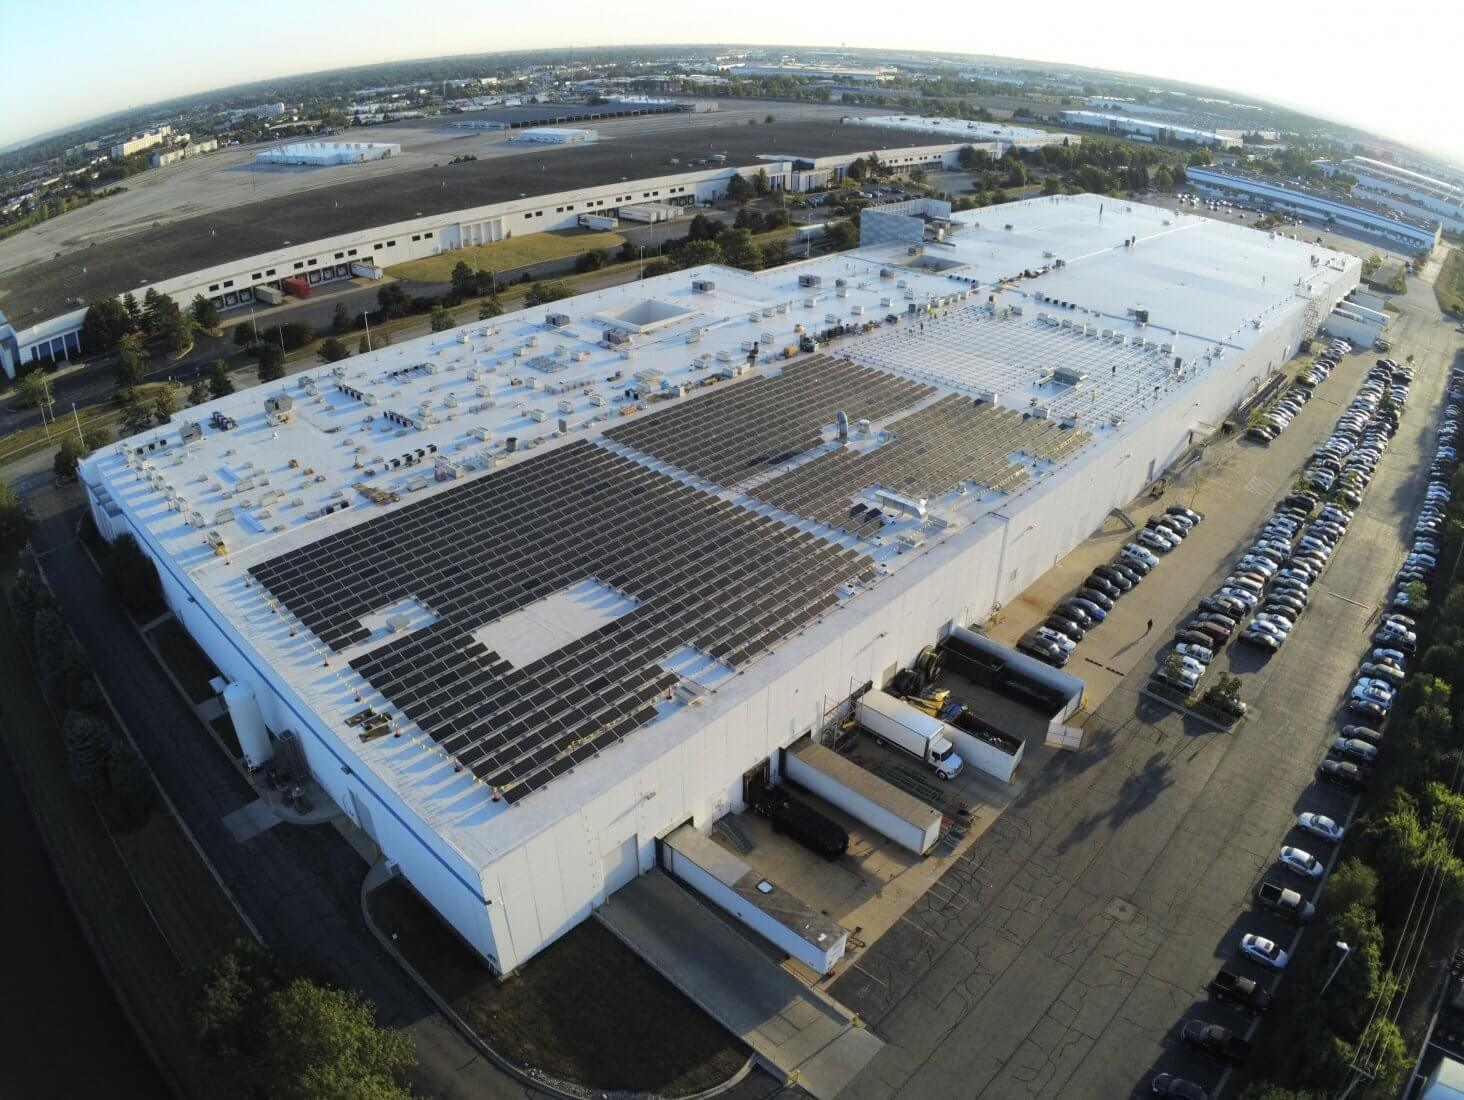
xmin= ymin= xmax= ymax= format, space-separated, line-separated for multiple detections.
xmin=1320 ymin=940 xmax=1351 ymax=996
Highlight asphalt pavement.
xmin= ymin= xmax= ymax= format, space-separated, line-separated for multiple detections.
xmin=828 ymin=278 xmax=1456 ymax=1099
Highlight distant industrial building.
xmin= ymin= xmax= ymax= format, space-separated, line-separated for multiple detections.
xmin=231 ymin=102 xmax=287 ymax=121
xmin=0 ymin=119 xmax=987 ymax=373
xmin=728 ymin=62 xmax=895 ymax=82
xmin=79 ymin=194 xmax=1356 ymax=986
xmin=1186 ymin=166 xmax=1443 ymax=252
xmin=254 ymin=142 xmax=401 ymax=166
xmin=1058 ymin=110 xmax=1243 ymax=149
xmin=1315 ymin=156 xmax=1464 ymax=235
xmin=111 ymin=125 xmax=173 ymax=159
xmin=151 ymin=139 xmax=218 ymax=168
xmin=509 ymin=127 xmax=597 ymax=144
xmin=842 ymin=115 xmax=1077 ymax=154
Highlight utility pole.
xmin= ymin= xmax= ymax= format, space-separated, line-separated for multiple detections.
xmin=1320 ymin=941 xmax=1351 ymax=995
xmin=362 ymin=309 xmax=374 ymax=353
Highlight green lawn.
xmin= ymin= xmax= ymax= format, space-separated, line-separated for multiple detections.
xmin=385 ymin=229 xmax=626 ymax=282
xmin=0 ymin=569 xmax=251 ymax=1098
xmin=1435 ymin=247 xmax=1464 ymax=317
xmin=368 ymin=877 xmax=747 ymax=1096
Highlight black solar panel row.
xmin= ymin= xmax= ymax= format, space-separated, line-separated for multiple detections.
xmin=604 ymin=355 xmax=932 ymax=488
xmin=750 ymin=395 xmax=1092 ymax=529
xmin=249 ymin=440 xmax=866 ymax=802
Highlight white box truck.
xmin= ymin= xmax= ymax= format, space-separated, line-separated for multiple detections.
xmin=578 ymin=213 xmax=619 ymax=230
xmin=857 ymin=689 xmax=964 ymax=780
xmin=350 ymin=260 xmax=384 ymax=280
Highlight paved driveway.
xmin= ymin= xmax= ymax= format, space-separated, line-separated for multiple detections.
xmin=830 ymin=286 xmax=1456 ymax=1099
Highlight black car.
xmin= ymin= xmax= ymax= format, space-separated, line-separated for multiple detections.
xmin=1200 ymin=595 xmax=1247 ymax=618
xmin=1083 ymin=574 xmax=1123 ymax=600
xmin=1318 ymin=759 xmax=1366 ymax=791
xmin=1043 ymin=615 xmax=1085 ymax=641
xmin=1092 ymin=564 xmax=1135 ymax=591
xmin=1115 ymin=554 xmax=1152 ymax=576
xmin=1076 ymin=587 xmax=1114 ymax=611
xmin=1057 ymin=601 xmax=1094 ymax=626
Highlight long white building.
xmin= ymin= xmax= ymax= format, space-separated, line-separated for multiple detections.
xmin=842 ymin=115 xmax=1077 ymax=153
xmin=1316 ymin=156 xmax=1464 ymax=235
xmin=80 ymin=194 xmax=1356 ymax=976
xmin=1058 ymin=109 xmax=1243 ymax=149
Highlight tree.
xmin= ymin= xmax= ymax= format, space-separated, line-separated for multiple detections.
xmin=102 ymin=532 xmax=160 ymax=616
xmin=845 ymin=158 xmax=867 ymax=183
xmin=197 ymin=941 xmax=415 ymax=1100
xmin=764 ymin=113 xmax=775 ymax=124
xmin=450 ymin=260 xmax=478 ymax=300
xmin=121 ymin=292 xmax=143 ymax=333
xmin=764 ymin=207 xmax=791 ymax=230
xmin=262 ymin=979 xmax=416 ymax=1100
xmin=269 ymin=321 xmax=312 ymax=351
xmin=7 ymin=573 xmax=49 ymax=639
xmin=208 ymin=360 xmax=235 ymax=399
xmin=725 ymin=173 xmax=754 ymax=204
xmin=1042 ymin=175 xmax=1063 ymax=196
xmin=686 ymin=213 xmax=721 ymax=242
xmin=715 ymin=228 xmax=760 ymax=270
xmin=234 ymin=321 xmax=257 ymax=348
xmin=191 ymin=294 xmax=221 ymax=331
xmin=754 ymin=167 xmax=770 ymax=196
xmin=63 ymin=711 xmax=113 ymax=795
xmin=107 ymin=739 xmax=153 ymax=828
xmin=163 ymin=308 xmax=192 ymax=356
xmin=1402 ymin=579 xmax=1430 ymax=612
xmin=16 ymin=370 xmax=52 ymax=410
xmin=256 ymin=345 xmax=286 ymax=381
xmin=120 ymin=393 xmax=154 ymax=436
xmin=317 ymin=337 xmax=351 ymax=363
xmin=823 ymin=219 xmax=860 ymax=251
xmin=523 ymin=280 xmax=569 ymax=306
xmin=574 ymin=248 xmax=607 ymax=273
xmin=429 ymin=305 xmax=456 ymax=332
xmin=0 ymin=481 xmax=37 ymax=556
xmin=478 ymin=295 xmax=503 ymax=320
xmin=676 ymin=238 xmax=723 ymax=269
xmin=153 ymin=385 xmax=178 ymax=424
xmin=187 ymin=378 xmax=211 ymax=405
xmin=331 ymin=301 xmax=351 ymax=335
xmin=1326 ymin=858 xmax=1378 ymax=915
xmin=142 ymin=288 xmax=164 ymax=334
xmin=377 ymin=283 xmax=411 ymax=319
xmin=54 ymin=437 xmax=88 ymax=479
xmin=81 ymin=298 xmax=133 ymax=351
xmin=761 ymin=240 xmax=790 ymax=268
xmin=114 ymin=333 xmax=148 ymax=388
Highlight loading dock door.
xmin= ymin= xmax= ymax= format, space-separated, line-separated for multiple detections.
xmin=602 ymin=835 xmax=640 ymax=896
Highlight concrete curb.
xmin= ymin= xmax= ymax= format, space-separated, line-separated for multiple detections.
xmin=1138 ymin=684 xmax=1242 ymax=731
xmin=360 ymin=866 xmax=756 ymax=1100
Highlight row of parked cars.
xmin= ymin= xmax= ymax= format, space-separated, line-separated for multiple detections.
xmin=1320 ymin=361 xmax=1464 ymax=795
xmin=1155 ymin=805 xmax=1353 ymax=1096
xmin=1244 ymin=351 xmax=1337 ymax=445
xmin=1019 ymin=507 xmax=1204 ymax=668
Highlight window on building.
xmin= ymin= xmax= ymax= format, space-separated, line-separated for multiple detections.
xmin=424 ymin=231 xmax=433 ymax=238
xmin=334 ymin=252 xmax=345 ymax=259
xmin=223 ymin=280 xmax=234 ymax=288
xmin=307 ymin=258 xmax=317 ymax=266
xmin=209 ymin=283 xmax=220 ymax=292
xmin=386 ymin=240 xmax=396 ymax=246
xmin=347 ymin=249 xmax=357 ymax=257
xmin=266 ymin=268 xmax=276 ymax=276
xmin=251 ymin=272 xmax=261 ymax=280
xmin=293 ymin=262 xmax=304 ymax=270
xmin=411 ymin=234 xmax=420 ymax=242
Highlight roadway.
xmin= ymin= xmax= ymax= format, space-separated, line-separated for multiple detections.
xmin=828 ymin=274 xmax=1456 ymax=1098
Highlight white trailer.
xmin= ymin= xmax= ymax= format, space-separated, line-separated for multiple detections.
xmin=350 ymin=260 xmax=384 ymax=280
xmin=618 ymin=202 xmax=680 ymax=224
xmin=856 ymin=689 xmax=963 ymax=779
xmin=252 ymin=284 xmax=283 ymax=306
xmin=662 ymin=824 xmax=846 ymax=974
xmin=578 ymin=213 xmax=619 ymax=230
xmin=783 ymin=740 xmax=941 ymax=856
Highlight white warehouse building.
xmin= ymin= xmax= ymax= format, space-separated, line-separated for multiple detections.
xmin=1316 ymin=156 xmax=1464 ymax=235
xmin=842 ymin=115 xmax=1077 ymax=153
xmin=254 ymin=141 xmax=402 ymax=166
xmin=1057 ymin=109 xmax=1244 ymax=148
xmin=80 ymin=196 xmax=1356 ymax=976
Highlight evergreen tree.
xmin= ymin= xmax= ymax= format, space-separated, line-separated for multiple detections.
xmin=63 ymin=711 xmax=113 ymax=795
xmin=208 ymin=360 xmax=235 ymax=399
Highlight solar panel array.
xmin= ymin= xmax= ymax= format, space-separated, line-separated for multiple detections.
xmin=604 ymin=355 xmax=932 ymax=487
xmin=750 ymin=396 xmax=1092 ymax=532
xmin=249 ymin=441 xmax=868 ymax=802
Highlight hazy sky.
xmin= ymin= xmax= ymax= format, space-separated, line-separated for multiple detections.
xmin=2 ymin=0 xmax=1459 ymax=163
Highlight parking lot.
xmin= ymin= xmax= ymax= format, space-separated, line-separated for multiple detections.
xmin=827 ymin=277 xmax=1457 ymax=1098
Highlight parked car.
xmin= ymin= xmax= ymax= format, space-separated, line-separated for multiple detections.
xmin=1240 ymin=933 xmax=1289 ymax=970
xmin=1255 ymin=879 xmax=1316 ymax=923
xmin=1341 ymin=724 xmax=1384 ymax=746
xmin=1279 ymin=846 xmax=1324 ymax=879
xmin=1180 ymin=1020 xmax=1252 ymax=1064
xmin=1151 ymin=1074 xmax=1210 ymax=1100
xmin=1208 ymin=968 xmax=1272 ymax=1016
xmin=1318 ymin=759 xmax=1366 ymax=791
xmin=1297 ymin=812 xmax=1344 ymax=843
xmin=1331 ymin=737 xmax=1378 ymax=764
xmin=1173 ymin=642 xmax=1214 ymax=665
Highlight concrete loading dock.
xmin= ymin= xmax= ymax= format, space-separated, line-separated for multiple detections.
xmin=662 ymin=824 xmax=847 ymax=975
xmin=783 ymin=739 xmax=942 ymax=856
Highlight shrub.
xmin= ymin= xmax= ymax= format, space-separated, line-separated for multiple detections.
xmin=63 ymin=710 xmax=113 ymax=795
xmin=102 ymin=533 xmax=161 ymax=617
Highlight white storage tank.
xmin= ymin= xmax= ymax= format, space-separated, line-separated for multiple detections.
xmin=224 ymin=681 xmax=273 ymax=770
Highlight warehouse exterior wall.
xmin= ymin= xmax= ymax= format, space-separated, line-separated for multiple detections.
xmin=77 ymin=471 xmax=502 ymax=969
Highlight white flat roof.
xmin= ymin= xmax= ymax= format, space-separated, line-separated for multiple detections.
xmin=83 ymin=194 xmax=1354 ymax=867
xmin=843 ymin=114 xmax=1071 ymax=147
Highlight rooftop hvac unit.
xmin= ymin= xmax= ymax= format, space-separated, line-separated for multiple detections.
xmin=761 ymin=306 xmax=774 ymax=318
xmin=1011 ymin=305 xmax=1023 ymax=316
xmin=799 ymin=274 xmax=822 ymax=288
xmin=545 ymin=311 xmax=571 ymax=327
xmin=835 ymin=278 xmax=847 ymax=288
xmin=618 ymin=346 xmax=634 ymax=359
xmin=527 ymin=409 xmax=548 ymax=422
xmin=692 ymin=278 xmax=716 ymax=293
xmin=716 ymin=349 xmax=733 ymax=362
xmin=557 ymin=399 xmax=574 ymax=414
xmin=741 ymin=340 xmax=757 ymax=352
xmin=604 ymin=329 xmax=630 ymax=345
xmin=572 ymin=349 xmax=590 ymax=361
xmin=1160 ymin=342 xmax=1174 ymax=354
xmin=879 ymin=268 xmax=894 ymax=279
xmin=179 ymin=421 xmax=203 ymax=444
xmin=524 ymin=335 xmax=538 ymax=348
xmin=851 ymin=305 xmax=864 ymax=316
xmin=686 ymin=330 xmax=702 ymax=344
xmin=759 ymin=332 xmax=774 ymax=345
xmin=746 ymin=312 xmax=760 ymax=323
xmin=803 ymin=298 xmax=815 ymax=309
